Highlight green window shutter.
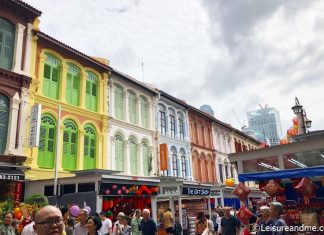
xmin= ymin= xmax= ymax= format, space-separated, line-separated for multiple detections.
xmin=85 ymin=72 xmax=98 ymax=112
xmin=62 ymin=119 xmax=77 ymax=171
xmin=128 ymin=92 xmax=137 ymax=124
xmin=51 ymin=66 xmax=59 ymax=99
xmin=0 ymin=94 xmax=9 ymax=154
xmin=143 ymin=144 xmax=149 ymax=176
xmin=0 ymin=18 xmax=15 ymax=70
xmin=114 ymin=85 xmax=124 ymax=120
xmin=86 ymin=80 xmax=91 ymax=110
xmin=141 ymin=97 xmax=149 ymax=128
xmin=62 ymin=131 xmax=69 ymax=169
xmin=84 ymin=125 xmax=96 ymax=169
xmin=43 ymin=54 xmax=60 ymax=100
xmin=38 ymin=114 xmax=56 ymax=169
xmin=67 ymin=64 xmax=80 ymax=106
xmin=43 ymin=64 xmax=51 ymax=97
xmin=115 ymin=135 xmax=124 ymax=171
xmin=66 ymin=73 xmax=72 ymax=104
xmin=129 ymin=139 xmax=137 ymax=175
xmin=72 ymin=74 xmax=80 ymax=106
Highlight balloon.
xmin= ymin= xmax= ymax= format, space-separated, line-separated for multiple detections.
xmin=15 ymin=212 xmax=23 ymax=220
xmin=70 ymin=205 xmax=80 ymax=217
xmin=294 ymin=177 xmax=319 ymax=205
xmin=261 ymin=179 xmax=285 ymax=198
xmin=85 ymin=206 xmax=91 ymax=214
xmin=236 ymin=206 xmax=253 ymax=225
xmin=225 ymin=178 xmax=235 ymax=187
xmin=105 ymin=189 xmax=110 ymax=195
xmin=232 ymin=182 xmax=251 ymax=201
xmin=14 ymin=207 xmax=21 ymax=214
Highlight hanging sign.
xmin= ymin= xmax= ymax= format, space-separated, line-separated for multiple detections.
xmin=182 ymin=187 xmax=210 ymax=196
xmin=28 ymin=104 xmax=42 ymax=147
xmin=160 ymin=143 xmax=168 ymax=171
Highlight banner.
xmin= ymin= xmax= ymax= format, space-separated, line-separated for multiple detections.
xmin=29 ymin=104 xmax=42 ymax=147
xmin=160 ymin=143 xmax=168 ymax=171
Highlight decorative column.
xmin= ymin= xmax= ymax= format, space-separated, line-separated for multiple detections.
xmin=108 ymin=81 xmax=115 ymax=117
xmin=80 ymin=70 xmax=87 ymax=109
xmin=177 ymin=155 xmax=182 ymax=178
xmin=125 ymin=140 xmax=131 ymax=174
xmin=78 ymin=129 xmax=85 ymax=170
xmin=97 ymin=134 xmax=103 ymax=169
xmin=184 ymin=111 xmax=190 ymax=141
xmin=5 ymin=92 xmax=20 ymax=154
xmin=102 ymin=73 xmax=109 ymax=114
xmin=98 ymin=76 xmax=104 ymax=114
xmin=36 ymin=53 xmax=46 ymax=95
xmin=59 ymin=63 xmax=68 ymax=103
xmin=111 ymin=137 xmax=116 ymax=170
xmin=17 ymin=88 xmax=29 ymax=155
xmin=150 ymin=146 xmax=156 ymax=176
xmin=138 ymin=143 xmax=144 ymax=176
xmin=12 ymin=23 xmax=26 ymax=73
xmin=57 ymin=124 xmax=64 ymax=171
xmin=23 ymin=23 xmax=34 ymax=76
xmin=167 ymin=150 xmax=173 ymax=176
xmin=137 ymin=96 xmax=142 ymax=127
xmin=101 ymin=119 xmax=108 ymax=169
xmin=124 ymin=91 xmax=129 ymax=123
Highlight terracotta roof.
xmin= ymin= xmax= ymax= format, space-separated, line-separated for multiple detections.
xmin=111 ymin=68 xmax=159 ymax=95
xmin=10 ymin=0 xmax=42 ymax=16
xmin=35 ymin=31 xmax=111 ymax=71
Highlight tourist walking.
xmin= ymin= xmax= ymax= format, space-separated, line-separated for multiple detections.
xmin=86 ymin=216 xmax=102 ymax=235
xmin=0 ymin=212 xmax=16 ymax=235
xmin=99 ymin=211 xmax=112 ymax=235
xmin=74 ymin=209 xmax=89 ymax=235
xmin=163 ymin=208 xmax=173 ymax=235
xmin=220 ymin=207 xmax=240 ymax=235
xmin=139 ymin=209 xmax=157 ymax=235
xmin=131 ymin=209 xmax=142 ymax=235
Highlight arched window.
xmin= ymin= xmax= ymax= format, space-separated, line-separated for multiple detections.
xmin=171 ymin=146 xmax=178 ymax=177
xmin=218 ymin=159 xmax=224 ymax=183
xmin=140 ymin=96 xmax=149 ymax=128
xmin=178 ymin=112 xmax=184 ymax=140
xmin=62 ymin=119 xmax=78 ymax=170
xmin=66 ymin=63 xmax=80 ymax=106
xmin=159 ymin=104 xmax=166 ymax=135
xmin=43 ymin=54 xmax=60 ymax=99
xmin=114 ymin=84 xmax=124 ymax=120
xmin=85 ymin=71 xmax=98 ymax=112
xmin=0 ymin=18 xmax=14 ymax=70
xmin=38 ymin=114 xmax=56 ymax=168
xmin=192 ymin=151 xmax=199 ymax=181
xmin=83 ymin=124 xmax=96 ymax=169
xmin=180 ymin=148 xmax=186 ymax=178
xmin=128 ymin=90 xmax=137 ymax=124
xmin=169 ymin=109 xmax=175 ymax=138
xmin=115 ymin=134 xmax=124 ymax=171
xmin=0 ymin=94 xmax=9 ymax=153
xmin=129 ymin=136 xmax=138 ymax=175
xmin=142 ymin=140 xmax=150 ymax=176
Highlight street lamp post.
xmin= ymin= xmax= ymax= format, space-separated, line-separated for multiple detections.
xmin=291 ymin=97 xmax=312 ymax=134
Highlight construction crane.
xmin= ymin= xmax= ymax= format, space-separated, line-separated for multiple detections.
xmin=231 ymin=109 xmax=246 ymax=130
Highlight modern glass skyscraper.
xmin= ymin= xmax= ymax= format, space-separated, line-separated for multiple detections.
xmin=247 ymin=106 xmax=282 ymax=146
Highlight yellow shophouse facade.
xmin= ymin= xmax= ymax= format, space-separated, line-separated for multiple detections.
xmin=25 ymin=30 xmax=110 ymax=180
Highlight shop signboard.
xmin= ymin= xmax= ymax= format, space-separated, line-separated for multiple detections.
xmin=160 ymin=143 xmax=168 ymax=170
xmin=0 ymin=172 xmax=24 ymax=181
xmin=210 ymin=190 xmax=221 ymax=197
xmin=99 ymin=183 xmax=159 ymax=196
xmin=28 ymin=104 xmax=42 ymax=147
xmin=182 ymin=187 xmax=210 ymax=196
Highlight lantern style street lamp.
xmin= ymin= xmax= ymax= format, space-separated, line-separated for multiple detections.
xmin=291 ymin=97 xmax=312 ymax=134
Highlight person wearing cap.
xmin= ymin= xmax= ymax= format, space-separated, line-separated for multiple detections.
xmin=139 ymin=209 xmax=157 ymax=235
xmin=99 ymin=211 xmax=112 ymax=235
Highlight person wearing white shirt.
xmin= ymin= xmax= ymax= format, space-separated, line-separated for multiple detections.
xmin=112 ymin=212 xmax=125 ymax=235
xmin=99 ymin=211 xmax=112 ymax=235
xmin=21 ymin=221 xmax=36 ymax=235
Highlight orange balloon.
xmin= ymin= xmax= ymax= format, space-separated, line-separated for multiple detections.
xmin=14 ymin=207 xmax=21 ymax=214
xmin=294 ymin=124 xmax=298 ymax=130
xmin=225 ymin=178 xmax=235 ymax=187
xmin=293 ymin=117 xmax=298 ymax=125
xmin=15 ymin=212 xmax=23 ymax=220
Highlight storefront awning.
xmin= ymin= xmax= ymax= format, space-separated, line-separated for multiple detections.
xmin=238 ymin=165 xmax=324 ymax=182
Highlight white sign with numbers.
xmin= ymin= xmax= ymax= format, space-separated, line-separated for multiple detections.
xmin=28 ymin=104 xmax=42 ymax=147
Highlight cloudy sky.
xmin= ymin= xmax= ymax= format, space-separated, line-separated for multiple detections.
xmin=25 ymin=0 xmax=324 ymax=136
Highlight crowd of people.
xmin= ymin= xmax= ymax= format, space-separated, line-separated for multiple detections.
xmin=0 ymin=205 xmax=158 ymax=235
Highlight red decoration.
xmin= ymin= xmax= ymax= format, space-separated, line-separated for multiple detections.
xmin=290 ymin=178 xmax=302 ymax=188
xmin=236 ymin=206 xmax=253 ymax=225
xmin=293 ymin=117 xmax=298 ymax=125
xmin=14 ymin=182 xmax=24 ymax=202
xmin=258 ymin=181 xmax=268 ymax=191
xmin=294 ymin=177 xmax=319 ymax=205
xmin=242 ymin=227 xmax=251 ymax=235
xmin=261 ymin=179 xmax=285 ymax=198
xmin=232 ymin=182 xmax=251 ymax=201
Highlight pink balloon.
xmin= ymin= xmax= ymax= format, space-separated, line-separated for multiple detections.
xmin=70 ymin=205 xmax=80 ymax=217
xmin=117 ymin=190 xmax=122 ymax=195
xmin=85 ymin=206 xmax=91 ymax=214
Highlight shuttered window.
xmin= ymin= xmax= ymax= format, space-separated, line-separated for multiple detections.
xmin=115 ymin=134 xmax=124 ymax=171
xmin=142 ymin=141 xmax=150 ymax=176
xmin=0 ymin=18 xmax=14 ymax=70
xmin=129 ymin=137 xmax=137 ymax=175
xmin=0 ymin=94 xmax=9 ymax=154
xmin=43 ymin=54 xmax=60 ymax=100
xmin=141 ymin=96 xmax=149 ymax=128
xmin=83 ymin=124 xmax=96 ymax=169
xmin=114 ymin=84 xmax=124 ymax=120
xmin=62 ymin=119 xmax=78 ymax=170
xmin=171 ymin=146 xmax=178 ymax=177
xmin=180 ymin=149 xmax=186 ymax=178
xmin=128 ymin=91 xmax=137 ymax=124
xmin=38 ymin=114 xmax=56 ymax=169
xmin=85 ymin=72 xmax=97 ymax=112
xmin=66 ymin=64 xmax=80 ymax=106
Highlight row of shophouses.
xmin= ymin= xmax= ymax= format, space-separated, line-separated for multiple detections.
xmin=0 ymin=0 xmax=263 ymax=223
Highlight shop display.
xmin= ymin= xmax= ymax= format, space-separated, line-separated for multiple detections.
xmin=188 ymin=216 xmax=196 ymax=235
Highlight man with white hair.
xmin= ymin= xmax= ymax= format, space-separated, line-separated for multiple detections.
xmin=139 ymin=209 xmax=157 ymax=235
xmin=269 ymin=202 xmax=288 ymax=235
xmin=112 ymin=212 xmax=125 ymax=235
xmin=256 ymin=206 xmax=273 ymax=235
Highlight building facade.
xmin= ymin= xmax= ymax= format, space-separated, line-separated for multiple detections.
xmin=189 ymin=108 xmax=215 ymax=183
xmin=157 ymin=92 xmax=192 ymax=180
xmin=247 ymin=106 xmax=282 ymax=146
xmin=107 ymin=71 xmax=159 ymax=176
xmin=25 ymin=30 xmax=110 ymax=180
